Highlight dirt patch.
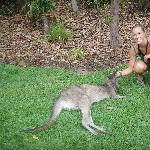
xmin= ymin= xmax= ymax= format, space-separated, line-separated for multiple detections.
xmin=0 ymin=3 xmax=150 ymax=72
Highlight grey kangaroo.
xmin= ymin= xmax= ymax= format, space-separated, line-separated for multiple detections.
xmin=22 ymin=72 xmax=125 ymax=135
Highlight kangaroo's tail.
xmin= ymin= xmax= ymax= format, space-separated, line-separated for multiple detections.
xmin=21 ymin=99 xmax=63 ymax=133
xmin=21 ymin=121 xmax=54 ymax=133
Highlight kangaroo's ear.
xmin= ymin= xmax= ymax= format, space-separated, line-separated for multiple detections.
xmin=108 ymin=71 xmax=117 ymax=79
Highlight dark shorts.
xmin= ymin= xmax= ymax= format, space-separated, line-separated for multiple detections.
xmin=146 ymin=58 xmax=150 ymax=70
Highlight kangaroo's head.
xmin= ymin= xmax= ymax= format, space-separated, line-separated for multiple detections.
xmin=106 ymin=71 xmax=118 ymax=88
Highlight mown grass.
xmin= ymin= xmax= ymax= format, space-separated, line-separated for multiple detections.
xmin=0 ymin=63 xmax=150 ymax=150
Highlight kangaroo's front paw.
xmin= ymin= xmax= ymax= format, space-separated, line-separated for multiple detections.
xmin=116 ymin=95 xmax=126 ymax=99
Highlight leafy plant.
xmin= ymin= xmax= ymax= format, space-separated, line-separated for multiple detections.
xmin=27 ymin=0 xmax=54 ymax=20
xmin=70 ymin=48 xmax=86 ymax=61
xmin=48 ymin=23 xmax=73 ymax=42
xmin=0 ymin=0 xmax=16 ymax=16
xmin=135 ymin=0 xmax=150 ymax=13
xmin=83 ymin=0 xmax=111 ymax=7
xmin=102 ymin=14 xmax=111 ymax=26
xmin=130 ymin=0 xmax=150 ymax=13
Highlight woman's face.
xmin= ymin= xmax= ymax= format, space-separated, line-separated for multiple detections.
xmin=132 ymin=27 xmax=146 ymax=44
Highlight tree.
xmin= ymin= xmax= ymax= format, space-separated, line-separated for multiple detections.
xmin=27 ymin=0 xmax=54 ymax=34
xmin=71 ymin=0 xmax=78 ymax=12
xmin=110 ymin=0 xmax=119 ymax=49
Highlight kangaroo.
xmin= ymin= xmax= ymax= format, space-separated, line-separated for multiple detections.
xmin=22 ymin=72 xmax=125 ymax=135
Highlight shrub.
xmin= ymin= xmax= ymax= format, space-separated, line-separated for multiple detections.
xmin=102 ymin=14 xmax=111 ymax=26
xmin=136 ymin=0 xmax=150 ymax=12
xmin=0 ymin=0 xmax=17 ymax=16
xmin=27 ymin=0 xmax=54 ymax=20
xmin=48 ymin=23 xmax=73 ymax=42
xmin=131 ymin=0 xmax=150 ymax=13
xmin=83 ymin=0 xmax=111 ymax=7
xmin=70 ymin=48 xmax=86 ymax=61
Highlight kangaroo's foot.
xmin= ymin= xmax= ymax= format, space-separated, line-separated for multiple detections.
xmin=89 ymin=124 xmax=109 ymax=135
xmin=115 ymin=95 xmax=126 ymax=99
xmin=84 ymin=124 xmax=98 ymax=135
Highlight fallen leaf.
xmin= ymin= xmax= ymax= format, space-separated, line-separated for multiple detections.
xmin=32 ymin=134 xmax=39 ymax=140
xmin=107 ymin=106 xmax=114 ymax=111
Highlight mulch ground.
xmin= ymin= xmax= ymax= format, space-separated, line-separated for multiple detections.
xmin=0 ymin=2 xmax=150 ymax=73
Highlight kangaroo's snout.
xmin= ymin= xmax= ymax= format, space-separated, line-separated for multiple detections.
xmin=108 ymin=71 xmax=117 ymax=80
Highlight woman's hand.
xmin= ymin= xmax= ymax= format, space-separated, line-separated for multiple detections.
xmin=116 ymin=71 xmax=122 ymax=77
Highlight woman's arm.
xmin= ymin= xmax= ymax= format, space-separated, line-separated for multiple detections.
xmin=144 ymin=36 xmax=150 ymax=62
xmin=117 ymin=46 xmax=136 ymax=77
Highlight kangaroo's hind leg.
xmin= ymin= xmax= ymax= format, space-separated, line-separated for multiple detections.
xmin=88 ymin=111 xmax=108 ymax=134
xmin=48 ymin=99 xmax=65 ymax=126
xmin=81 ymin=109 xmax=98 ymax=135
xmin=80 ymin=98 xmax=98 ymax=135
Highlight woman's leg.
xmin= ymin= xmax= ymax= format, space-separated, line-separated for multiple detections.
xmin=146 ymin=58 xmax=150 ymax=71
xmin=137 ymin=74 xmax=144 ymax=84
xmin=133 ymin=61 xmax=147 ymax=84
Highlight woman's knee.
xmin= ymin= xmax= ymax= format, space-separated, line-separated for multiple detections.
xmin=133 ymin=61 xmax=147 ymax=73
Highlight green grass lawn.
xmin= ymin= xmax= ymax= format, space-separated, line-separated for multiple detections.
xmin=1 ymin=63 xmax=150 ymax=150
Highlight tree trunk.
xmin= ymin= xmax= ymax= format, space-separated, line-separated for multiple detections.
xmin=71 ymin=0 xmax=78 ymax=12
xmin=42 ymin=15 xmax=49 ymax=35
xmin=16 ymin=0 xmax=27 ymax=13
xmin=110 ymin=0 xmax=119 ymax=49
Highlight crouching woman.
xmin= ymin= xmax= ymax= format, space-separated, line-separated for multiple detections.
xmin=117 ymin=24 xmax=150 ymax=84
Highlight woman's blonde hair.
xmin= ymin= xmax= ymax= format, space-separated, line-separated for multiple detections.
xmin=133 ymin=24 xmax=145 ymax=32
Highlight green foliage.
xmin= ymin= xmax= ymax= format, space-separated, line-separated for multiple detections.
xmin=132 ymin=0 xmax=150 ymax=13
xmin=102 ymin=14 xmax=111 ymax=26
xmin=70 ymin=48 xmax=86 ymax=61
xmin=136 ymin=0 xmax=150 ymax=12
xmin=83 ymin=0 xmax=111 ymax=7
xmin=119 ymin=0 xmax=127 ymax=9
xmin=0 ymin=0 xmax=16 ymax=16
xmin=48 ymin=23 xmax=73 ymax=42
xmin=27 ymin=0 xmax=54 ymax=20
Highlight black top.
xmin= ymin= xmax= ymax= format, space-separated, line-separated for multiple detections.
xmin=135 ymin=39 xmax=149 ymax=61
xmin=138 ymin=39 xmax=149 ymax=56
